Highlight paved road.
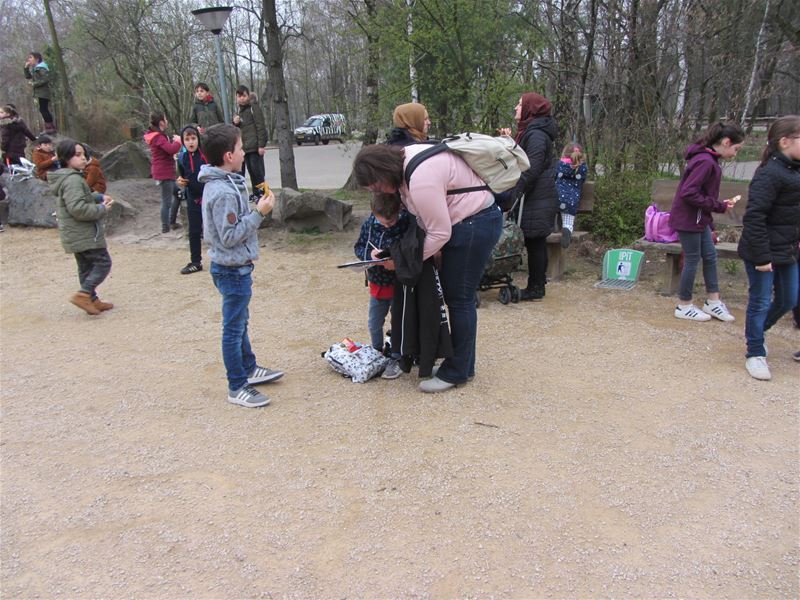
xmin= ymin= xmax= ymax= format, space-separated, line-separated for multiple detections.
xmin=263 ymin=141 xmax=362 ymax=190
xmin=261 ymin=141 xmax=759 ymax=191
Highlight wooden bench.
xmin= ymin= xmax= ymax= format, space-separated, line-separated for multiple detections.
xmin=635 ymin=179 xmax=749 ymax=294
xmin=545 ymin=180 xmax=595 ymax=280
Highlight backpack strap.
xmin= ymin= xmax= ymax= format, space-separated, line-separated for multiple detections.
xmin=403 ymin=143 xmax=490 ymax=196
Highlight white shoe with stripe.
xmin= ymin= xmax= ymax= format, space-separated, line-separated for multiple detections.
xmin=674 ymin=304 xmax=711 ymax=321
xmin=702 ymin=301 xmax=735 ymax=322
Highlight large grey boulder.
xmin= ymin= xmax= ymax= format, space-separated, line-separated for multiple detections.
xmin=100 ymin=141 xmax=152 ymax=181
xmin=4 ymin=175 xmax=57 ymax=227
xmin=272 ymin=188 xmax=353 ymax=232
xmin=1 ymin=173 xmax=134 ymax=230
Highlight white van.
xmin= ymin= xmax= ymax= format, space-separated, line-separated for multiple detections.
xmin=294 ymin=113 xmax=347 ymax=145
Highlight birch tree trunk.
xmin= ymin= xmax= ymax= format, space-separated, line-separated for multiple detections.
xmin=741 ymin=0 xmax=770 ymax=129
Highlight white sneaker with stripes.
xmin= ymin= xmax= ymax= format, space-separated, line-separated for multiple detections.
xmin=228 ymin=385 xmax=271 ymax=408
xmin=674 ymin=304 xmax=711 ymax=321
xmin=702 ymin=301 xmax=735 ymax=322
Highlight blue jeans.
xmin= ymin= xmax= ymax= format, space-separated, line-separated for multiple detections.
xmin=436 ymin=204 xmax=503 ymax=384
xmin=744 ymin=261 xmax=799 ymax=358
xmin=368 ymin=295 xmax=392 ymax=350
xmin=677 ymin=227 xmax=719 ymax=301
xmin=210 ymin=262 xmax=257 ymax=392
xmin=158 ymin=180 xmax=177 ymax=230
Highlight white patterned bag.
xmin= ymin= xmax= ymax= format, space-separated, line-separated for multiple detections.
xmin=323 ymin=342 xmax=389 ymax=383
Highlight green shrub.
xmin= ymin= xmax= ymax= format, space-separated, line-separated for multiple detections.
xmin=585 ymin=171 xmax=657 ymax=246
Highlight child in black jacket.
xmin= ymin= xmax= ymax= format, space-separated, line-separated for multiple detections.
xmin=738 ymin=115 xmax=800 ymax=380
xmin=354 ymin=193 xmax=410 ymax=378
xmin=176 ymin=125 xmax=207 ymax=274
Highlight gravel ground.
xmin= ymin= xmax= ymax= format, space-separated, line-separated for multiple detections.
xmin=1 ymin=207 xmax=798 ymax=598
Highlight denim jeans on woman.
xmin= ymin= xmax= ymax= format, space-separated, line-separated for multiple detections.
xmin=436 ymin=204 xmax=503 ymax=384
xmin=158 ymin=179 xmax=177 ymax=231
xmin=210 ymin=262 xmax=258 ymax=392
xmin=744 ymin=261 xmax=799 ymax=358
xmin=677 ymin=227 xmax=719 ymax=302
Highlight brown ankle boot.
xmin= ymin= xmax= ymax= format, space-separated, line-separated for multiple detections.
xmin=93 ymin=298 xmax=114 ymax=311
xmin=70 ymin=291 xmax=101 ymax=315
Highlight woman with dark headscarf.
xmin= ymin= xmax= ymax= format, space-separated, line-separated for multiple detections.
xmin=386 ymin=102 xmax=432 ymax=147
xmin=510 ymin=93 xmax=559 ymax=301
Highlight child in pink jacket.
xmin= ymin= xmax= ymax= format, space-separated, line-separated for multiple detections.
xmin=144 ymin=112 xmax=182 ymax=233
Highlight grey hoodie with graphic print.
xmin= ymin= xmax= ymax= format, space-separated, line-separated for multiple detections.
xmin=199 ymin=165 xmax=264 ymax=266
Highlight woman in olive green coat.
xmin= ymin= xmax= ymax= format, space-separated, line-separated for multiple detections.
xmin=23 ymin=51 xmax=55 ymax=134
xmin=49 ymin=139 xmax=116 ymax=315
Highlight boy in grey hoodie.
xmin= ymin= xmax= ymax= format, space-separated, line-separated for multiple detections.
xmin=199 ymin=124 xmax=284 ymax=408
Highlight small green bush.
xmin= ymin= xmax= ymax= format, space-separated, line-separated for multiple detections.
xmin=585 ymin=171 xmax=657 ymax=246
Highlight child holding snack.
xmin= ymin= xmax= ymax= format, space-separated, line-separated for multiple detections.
xmin=669 ymin=121 xmax=743 ymax=322
xmin=177 ymin=124 xmax=207 ymax=274
xmin=32 ymin=134 xmax=59 ymax=180
xmin=199 ymin=123 xmax=284 ymax=408
xmin=49 ymin=139 xmax=115 ymax=315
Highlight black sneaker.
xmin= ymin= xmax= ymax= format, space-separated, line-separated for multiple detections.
xmin=247 ymin=365 xmax=284 ymax=385
xmin=180 ymin=262 xmax=203 ymax=274
xmin=520 ymin=286 xmax=544 ymax=301
xmin=227 ymin=384 xmax=270 ymax=408
xmin=170 ymin=222 xmax=182 ymax=230
xmin=560 ymin=228 xmax=572 ymax=249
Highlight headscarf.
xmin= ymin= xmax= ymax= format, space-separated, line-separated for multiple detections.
xmin=515 ymin=92 xmax=552 ymax=143
xmin=392 ymin=103 xmax=428 ymax=142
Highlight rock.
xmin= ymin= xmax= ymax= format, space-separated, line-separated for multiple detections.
xmin=0 ymin=173 xmax=135 ymax=230
xmin=100 ymin=141 xmax=152 ymax=181
xmin=272 ymin=188 xmax=353 ymax=232
xmin=4 ymin=175 xmax=57 ymax=227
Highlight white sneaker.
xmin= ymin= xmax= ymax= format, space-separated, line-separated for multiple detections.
xmin=674 ymin=304 xmax=711 ymax=321
xmin=745 ymin=357 xmax=771 ymax=381
xmin=703 ymin=301 xmax=735 ymax=322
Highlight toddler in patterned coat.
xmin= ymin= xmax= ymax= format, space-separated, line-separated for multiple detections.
xmin=555 ymin=143 xmax=587 ymax=248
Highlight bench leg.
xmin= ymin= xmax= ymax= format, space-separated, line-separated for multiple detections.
xmin=663 ymin=254 xmax=681 ymax=296
xmin=546 ymin=244 xmax=564 ymax=281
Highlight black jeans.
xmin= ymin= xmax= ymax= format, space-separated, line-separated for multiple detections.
xmin=187 ymin=197 xmax=203 ymax=264
xmin=37 ymin=97 xmax=53 ymax=124
xmin=75 ymin=248 xmax=112 ymax=297
xmin=241 ymin=152 xmax=265 ymax=192
xmin=524 ymin=236 xmax=548 ymax=290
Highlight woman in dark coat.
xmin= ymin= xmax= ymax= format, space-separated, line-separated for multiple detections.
xmin=509 ymin=93 xmax=558 ymax=301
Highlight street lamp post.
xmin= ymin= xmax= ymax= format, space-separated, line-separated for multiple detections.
xmin=191 ymin=6 xmax=234 ymax=124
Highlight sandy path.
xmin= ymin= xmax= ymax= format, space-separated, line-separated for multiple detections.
xmin=1 ymin=225 xmax=797 ymax=598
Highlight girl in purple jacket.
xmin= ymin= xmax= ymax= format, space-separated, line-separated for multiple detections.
xmin=144 ymin=112 xmax=182 ymax=234
xmin=669 ymin=122 xmax=743 ymax=322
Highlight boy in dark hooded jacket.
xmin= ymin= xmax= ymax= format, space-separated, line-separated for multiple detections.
xmin=232 ymin=85 xmax=268 ymax=201
xmin=176 ymin=124 xmax=207 ymax=274
xmin=189 ymin=83 xmax=224 ymax=132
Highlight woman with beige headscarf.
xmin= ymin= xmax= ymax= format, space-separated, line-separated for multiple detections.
xmin=386 ymin=102 xmax=432 ymax=147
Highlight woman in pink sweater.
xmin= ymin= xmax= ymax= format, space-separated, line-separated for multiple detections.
xmin=353 ymin=143 xmax=502 ymax=392
xmin=144 ymin=112 xmax=182 ymax=233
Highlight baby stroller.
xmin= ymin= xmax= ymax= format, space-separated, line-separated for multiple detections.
xmin=476 ymin=196 xmax=525 ymax=306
